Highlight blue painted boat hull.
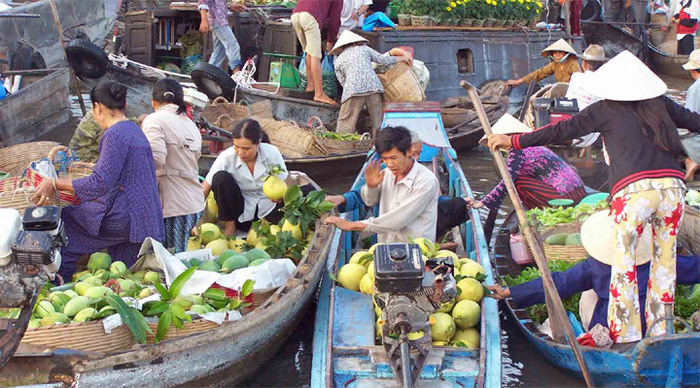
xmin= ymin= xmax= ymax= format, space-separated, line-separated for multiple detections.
xmin=493 ymin=212 xmax=700 ymax=386
xmin=311 ymin=104 xmax=502 ymax=387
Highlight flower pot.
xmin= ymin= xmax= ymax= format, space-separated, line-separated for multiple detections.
xmin=398 ymin=13 xmax=412 ymax=26
xmin=428 ymin=16 xmax=439 ymax=26
xmin=411 ymin=15 xmax=430 ymax=26
xmin=460 ymin=18 xmax=475 ymax=26
xmin=472 ymin=19 xmax=486 ymax=27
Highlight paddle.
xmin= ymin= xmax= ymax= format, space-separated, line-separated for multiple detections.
xmin=461 ymin=80 xmax=594 ymax=388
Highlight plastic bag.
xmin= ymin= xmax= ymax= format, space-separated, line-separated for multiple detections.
xmin=362 ymin=12 xmax=396 ymax=31
xmin=411 ymin=59 xmax=430 ymax=92
xmin=299 ymin=53 xmax=308 ymax=90
xmin=321 ymin=53 xmax=338 ymax=99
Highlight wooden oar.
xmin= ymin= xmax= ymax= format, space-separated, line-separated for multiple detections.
xmin=461 ymin=80 xmax=594 ymax=388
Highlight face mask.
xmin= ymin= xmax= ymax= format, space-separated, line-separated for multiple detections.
xmin=549 ymin=53 xmax=571 ymax=63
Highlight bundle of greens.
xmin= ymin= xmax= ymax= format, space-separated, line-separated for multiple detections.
xmin=526 ymin=201 xmax=609 ymax=228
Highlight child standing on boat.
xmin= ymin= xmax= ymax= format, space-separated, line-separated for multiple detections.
xmin=331 ymin=30 xmax=412 ymax=136
xmin=488 ymin=51 xmax=700 ymax=343
xmin=507 ymin=39 xmax=582 ymax=86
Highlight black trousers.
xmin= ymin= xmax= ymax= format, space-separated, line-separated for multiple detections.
xmin=436 ymin=197 xmax=469 ymax=240
xmin=211 ymin=171 xmax=283 ymax=231
xmin=678 ymin=35 xmax=695 ymax=55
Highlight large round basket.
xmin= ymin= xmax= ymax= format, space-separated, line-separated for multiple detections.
xmin=0 ymin=177 xmax=48 ymax=215
xmin=20 ymin=319 xmax=134 ymax=353
xmin=24 ymin=146 xmax=94 ymax=207
xmin=0 ymin=141 xmax=60 ymax=176
xmin=539 ymin=223 xmax=588 ymax=262
xmin=146 ymin=318 xmax=221 ymax=344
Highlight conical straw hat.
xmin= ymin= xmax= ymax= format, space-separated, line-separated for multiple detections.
xmin=582 ymin=50 xmax=667 ymax=101
xmin=331 ymin=30 xmax=368 ymax=54
xmin=541 ymin=38 xmax=579 ymax=58
xmin=580 ymin=210 xmax=652 ymax=266
xmin=479 ymin=113 xmax=532 ymax=145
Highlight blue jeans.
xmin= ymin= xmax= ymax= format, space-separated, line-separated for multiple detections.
xmin=209 ymin=25 xmax=242 ymax=71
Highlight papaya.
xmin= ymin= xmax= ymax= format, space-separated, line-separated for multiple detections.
xmin=565 ymin=233 xmax=582 ymax=246
xmin=545 ymin=233 xmax=569 ymax=246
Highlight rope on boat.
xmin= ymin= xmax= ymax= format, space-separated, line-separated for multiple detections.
xmin=231 ymin=58 xmax=280 ymax=103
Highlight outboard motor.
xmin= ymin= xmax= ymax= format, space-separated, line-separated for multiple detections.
xmin=0 ymin=206 xmax=64 ymax=368
xmin=374 ymin=243 xmax=458 ymax=387
xmin=533 ymin=97 xmax=580 ymax=129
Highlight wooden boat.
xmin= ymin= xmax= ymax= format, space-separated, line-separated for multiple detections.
xmin=0 ymin=0 xmax=120 ymax=69
xmin=1 ymin=172 xmax=335 ymax=387
xmin=492 ymin=211 xmax=700 ymax=386
xmin=679 ymin=205 xmax=699 ymax=256
xmin=311 ymin=103 xmax=502 ymax=387
xmin=0 ymin=68 xmax=71 ymax=147
xmin=648 ymin=44 xmax=693 ymax=79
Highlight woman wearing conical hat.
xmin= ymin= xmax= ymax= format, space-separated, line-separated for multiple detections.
xmin=506 ymin=38 xmax=582 ymax=87
xmin=489 ymin=51 xmax=700 ymax=344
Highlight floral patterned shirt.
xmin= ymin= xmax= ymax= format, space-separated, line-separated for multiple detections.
xmin=481 ymin=147 xmax=585 ymax=210
xmin=334 ymin=45 xmax=397 ymax=103
xmin=198 ymin=0 xmax=229 ymax=28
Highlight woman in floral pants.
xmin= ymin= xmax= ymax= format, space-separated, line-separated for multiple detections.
xmin=487 ymin=51 xmax=700 ymax=342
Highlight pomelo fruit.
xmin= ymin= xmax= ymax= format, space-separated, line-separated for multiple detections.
xmin=245 ymin=248 xmax=270 ymax=262
xmin=199 ymin=223 xmax=221 ymax=245
xmin=248 ymin=258 xmax=269 ymax=267
xmin=82 ymin=275 xmax=103 ymax=286
xmin=247 ymin=227 xmax=260 ymax=246
xmin=407 ymin=331 xmax=425 ymax=340
xmin=84 ymin=286 xmax=113 ymax=300
xmin=228 ymin=238 xmax=246 ymax=253
xmin=349 ymin=251 xmax=373 ymax=267
xmin=460 ymin=260 xmax=485 ymax=279
xmin=434 ymin=250 xmax=459 ymax=261
xmin=435 ymin=300 xmax=456 ymax=314
xmin=187 ymin=236 xmax=202 ymax=251
xmin=367 ymin=260 xmax=375 ymax=282
xmin=336 ymin=263 xmax=367 ymax=292
xmin=206 ymin=192 xmax=218 ymax=222
xmin=87 ymin=252 xmax=112 ymax=272
xmin=138 ymin=288 xmax=155 ymax=299
xmin=40 ymin=312 xmax=69 ymax=326
xmin=254 ymin=240 xmax=268 ymax=250
xmin=457 ymin=278 xmax=484 ymax=302
xmin=109 ymin=261 xmax=128 ymax=276
xmin=456 ymin=278 xmax=484 ymax=303
xmin=262 ymin=175 xmax=287 ymax=201
xmin=206 ymin=238 xmax=229 ymax=256
xmin=73 ymin=307 xmax=97 ymax=323
xmin=453 ymin=265 xmax=461 ymax=277
xmin=221 ymin=255 xmax=249 ymax=273
xmin=429 ymin=312 xmax=456 ymax=342
xmin=50 ymin=294 xmax=71 ymax=313
xmin=64 ymin=296 xmax=92 ymax=317
xmin=368 ymin=243 xmax=382 ymax=255
xmin=270 ymin=224 xmax=281 ymax=237
xmin=432 ymin=341 xmax=449 ymax=346
xmin=452 ymin=300 xmax=481 ymax=329
xmin=217 ymin=249 xmax=238 ymax=266
xmin=144 ymin=271 xmax=161 ymax=284
xmin=413 ymin=238 xmax=437 ymax=257
xmin=35 ymin=301 xmax=55 ymax=318
xmin=359 ymin=273 xmax=374 ymax=295
xmin=198 ymin=260 xmax=221 ymax=272
xmin=117 ymin=279 xmax=137 ymax=293
xmin=281 ymin=219 xmax=303 ymax=240
xmin=452 ymin=328 xmax=480 ymax=348
xmin=64 ymin=290 xmax=79 ymax=299
xmin=74 ymin=282 xmax=91 ymax=296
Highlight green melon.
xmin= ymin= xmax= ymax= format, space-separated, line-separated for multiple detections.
xmin=198 ymin=260 xmax=221 ymax=272
xmin=221 ymin=255 xmax=249 ymax=273
xmin=245 ymin=248 xmax=270 ymax=262
xmin=217 ymin=249 xmax=238 ymax=266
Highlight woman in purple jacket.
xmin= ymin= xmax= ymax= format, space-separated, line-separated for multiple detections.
xmin=33 ymin=81 xmax=164 ymax=280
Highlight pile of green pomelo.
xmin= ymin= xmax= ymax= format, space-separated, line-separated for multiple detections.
xmin=335 ymin=238 xmax=486 ymax=349
xmin=29 ymin=252 xmax=162 ymax=328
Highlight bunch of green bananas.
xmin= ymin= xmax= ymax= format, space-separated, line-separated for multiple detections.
xmin=315 ymin=131 xmax=362 ymax=141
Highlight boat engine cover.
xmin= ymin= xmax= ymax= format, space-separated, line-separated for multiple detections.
xmin=374 ymin=243 xmax=424 ymax=293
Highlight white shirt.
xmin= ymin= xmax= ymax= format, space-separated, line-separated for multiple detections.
xmin=205 ymin=143 xmax=288 ymax=223
xmin=340 ymin=0 xmax=373 ymax=33
xmin=360 ymin=161 xmax=439 ymax=243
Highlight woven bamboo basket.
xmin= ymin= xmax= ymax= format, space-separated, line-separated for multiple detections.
xmin=538 ymin=223 xmax=588 ymax=262
xmin=20 ymin=320 xmax=134 ymax=353
xmin=0 ymin=176 xmax=50 ymax=214
xmin=201 ymin=97 xmax=274 ymax=131
xmin=24 ymin=146 xmax=94 ymax=207
xmin=258 ymin=118 xmax=328 ymax=158
xmin=0 ymin=141 xmax=60 ymax=176
xmin=377 ymin=62 xmax=425 ymax=103
xmin=309 ymin=117 xmax=372 ymax=155
xmin=146 ymin=318 xmax=221 ymax=344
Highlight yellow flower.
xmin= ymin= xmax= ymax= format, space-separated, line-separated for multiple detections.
xmin=446 ymin=6 xmax=452 ymax=10
xmin=536 ymin=1 xmax=543 ymax=6
xmin=526 ymin=5 xmax=530 ymax=9
xmin=457 ymin=0 xmax=462 ymax=4
xmin=518 ymin=0 xmax=523 ymax=4
xmin=536 ymin=8 xmax=540 ymax=12
xmin=451 ymin=1 xmax=457 ymax=6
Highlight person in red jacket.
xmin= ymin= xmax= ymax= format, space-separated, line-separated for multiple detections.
xmin=674 ymin=0 xmax=700 ymax=55
xmin=291 ymin=0 xmax=343 ymax=105
xmin=487 ymin=51 xmax=700 ymax=343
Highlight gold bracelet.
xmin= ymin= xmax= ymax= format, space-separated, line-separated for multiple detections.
xmin=52 ymin=178 xmax=57 ymax=192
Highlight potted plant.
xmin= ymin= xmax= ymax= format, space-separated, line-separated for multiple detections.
xmin=410 ymin=0 xmax=432 ymax=26
xmin=396 ymin=0 xmax=413 ymax=25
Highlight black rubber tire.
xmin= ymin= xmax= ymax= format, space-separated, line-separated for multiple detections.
xmin=30 ymin=51 xmax=46 ymax=70
xmin=581 ymin=0 xmax=602 ymax=22
xmin=65 ymin=38 xmax=109 ymax=79
xmin=10 ymin=44 xmax=33 ymax=70
xmin=191 ymin=62 xmax=237 ymax=101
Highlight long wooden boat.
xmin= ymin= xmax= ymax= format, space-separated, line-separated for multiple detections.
xmin=0 ymin=68 xmax=71 ymax=147
xmin=648 ymin=44 xmax=693 ymax=79
xmin=1 ymin=172 xmax=335 ymax=387
xmin=0 ymin=0 xmax=120 ymax=69
xmin=311 ymin=103 xmax=502 ymax=387
xmin=492 ymin=211 xmax=700 ymax=386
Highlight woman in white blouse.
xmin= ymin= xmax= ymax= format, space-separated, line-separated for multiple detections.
xmin=203 ymin=119 xmax=288 ymax=237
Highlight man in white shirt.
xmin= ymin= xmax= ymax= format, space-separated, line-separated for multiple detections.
xmin=340 ymin=0 xmax=373 ymax=33
xmin=566 ymin=44 xmax=605 ymax=150
xmin=324 ymin=126 xmax=439 ymax=243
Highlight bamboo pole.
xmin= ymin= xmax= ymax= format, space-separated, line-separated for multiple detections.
xmin=48 ymin=0 xmax=87 ymax=116
xmin=461 ymin=80 xmax=594 ymax=388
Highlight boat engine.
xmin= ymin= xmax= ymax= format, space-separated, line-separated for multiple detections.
xmin=0 ymin=206 xmax=64 ymax=368
xmin=533 ymin=97 xmax=579 ymax=129
xmin=374 ymin=243 xmax=458 ymax=387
